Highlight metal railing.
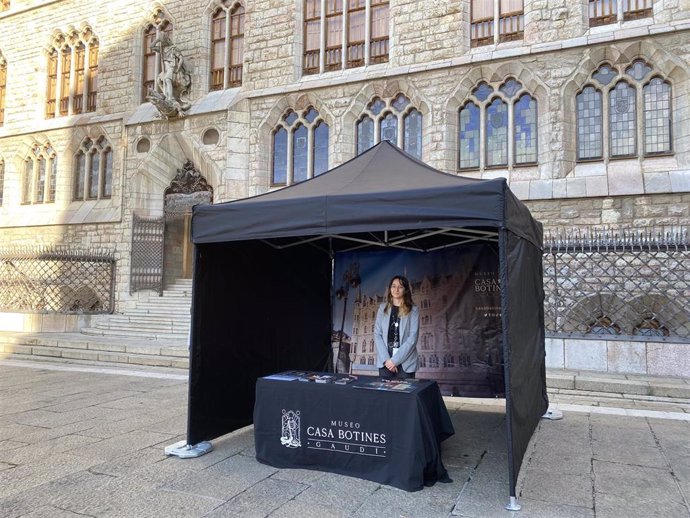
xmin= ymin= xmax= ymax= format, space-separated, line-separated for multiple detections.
xmin=0 ymin=247 xmax=115 ymax=314
xmin=543 ymin=227 xmax=690 ymax=342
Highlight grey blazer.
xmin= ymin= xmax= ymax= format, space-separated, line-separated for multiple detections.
xmin=374 ymin=303 xmax=420 ymax=373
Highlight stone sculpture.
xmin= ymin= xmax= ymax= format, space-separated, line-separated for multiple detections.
xmin=147 ymin=34 xmax=192 ymax=118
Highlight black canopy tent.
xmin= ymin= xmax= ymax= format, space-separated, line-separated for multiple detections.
xmin=187 ymin=141 xmax=548 ymax=502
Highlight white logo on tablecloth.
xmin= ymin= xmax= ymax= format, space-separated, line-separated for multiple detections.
xmin=280 ymin=409 xmax=301 ymax=448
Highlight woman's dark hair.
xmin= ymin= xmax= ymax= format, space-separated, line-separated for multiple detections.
xmin=385 ymin=275 xmax=414 ymax=316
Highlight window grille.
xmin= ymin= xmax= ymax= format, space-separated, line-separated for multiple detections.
xmin=0 ymin=247 xmax=115 ymax=314
xmin=544 ymin=227 xmax=690 ymax=342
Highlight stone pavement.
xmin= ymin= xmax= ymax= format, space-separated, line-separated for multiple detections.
xmin=0 ymin=358 xmax=688 ymax=518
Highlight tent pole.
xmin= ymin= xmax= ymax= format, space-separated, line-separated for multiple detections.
xmin=166 ymin=243 xmax=213 ymax=459
xmin=499 ymin=227 xmax=519 ymax=509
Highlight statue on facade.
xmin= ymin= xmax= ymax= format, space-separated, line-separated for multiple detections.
xmin=147 ymin=34 xmax=192 ymax=118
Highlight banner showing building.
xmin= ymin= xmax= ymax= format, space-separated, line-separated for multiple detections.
xmin=333 ymin=244 xmax=504 ymax=397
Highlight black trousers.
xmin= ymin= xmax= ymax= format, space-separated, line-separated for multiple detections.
xmin=379 ymin=367 xmax=416 ymax=380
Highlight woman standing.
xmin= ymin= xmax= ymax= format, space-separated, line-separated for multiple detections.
xmin=374 ymin=275 xmax=420 ymax=379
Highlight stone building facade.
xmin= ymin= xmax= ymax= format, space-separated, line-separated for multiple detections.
xmin=0 ymin=0 xmax=688 ymax=343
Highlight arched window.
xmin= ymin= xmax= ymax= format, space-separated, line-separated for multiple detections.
xmin=45 ymin=30 xmax=99 ymax=118
xmin=429 ymin=354 xmax=439 ymax=368
xmin=633 ymin=316 xmax=669 ymax=337
xmin=0 ymin=53 xmax=6 ymax=127
xmin=609 ymin=81 xmax=636 ymax=157
xmin=458 ymin=78 xmax=537 ymax=170
xmin=355 ymin=94 xmax=422 ymax=159
xmin=271 ymin=107 xmax=329 ymax=185
xmin=74 ymin=136 xmax=113 ymax=201
xmin=22 ymin=144 xmax=57 ymax=205
xmin=369 ymin=339 xmax=374 ymax=352
xmin=458 ymin=102 xmax=480 ymax=169
xmin=586 ymin=315 xmax=621 ymax=335
xmin=486 ymin=98 xmax=508 ymax=167
xmin=419 ymin=355 xmax=427 ymax=368
xmin=210 ymin=2 xmax=244 ymax=91
xmin=576 ymin=60 xmax=672 ymax=161
xmin=142 ymin=12 xmax=173 ymax=101
xmin=304 ymin=0 xmax=388 ymax=75
xmin=514 ymin=94 xmax=537 ymax=164
xmin=643 ymin=78 xmax=672 ymax=155
xmin=576 ymin=86 xmax=603 ymax=160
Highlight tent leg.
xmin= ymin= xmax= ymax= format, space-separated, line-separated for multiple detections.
xmin=164 ymin=440 xmax=213 ymax=458
xmin=542 ymin=407 xmax=564 ymax=420
xmin=505 ymin=496 xmax=521 ymax=511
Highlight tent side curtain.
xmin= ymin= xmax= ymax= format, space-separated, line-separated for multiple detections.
xmin=187 ymin=241 xmax=333 ymax=445
xmin=501 ymin=229 xmax=549 ymax=496
xmin=504 ymin=185 xmax=543 ymax=249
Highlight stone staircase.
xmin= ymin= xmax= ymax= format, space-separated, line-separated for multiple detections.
xmin=0 ymin=279 xmax=193 ymax=369
xmin=80 ymin=278 xmax=192 ymax=341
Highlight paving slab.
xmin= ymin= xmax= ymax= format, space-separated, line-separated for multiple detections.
xmin=1 ymin=361 xmax=690 ymax=518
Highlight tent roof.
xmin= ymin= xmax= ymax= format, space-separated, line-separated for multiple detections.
xmin=192 ymin=141 xmax=542 ymax=248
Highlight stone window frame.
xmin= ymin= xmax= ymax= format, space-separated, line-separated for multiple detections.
xmin=588 ymin=0 xmax=653 ymax=28
xmin=271 ymin=106 xmax=330 ymax=187
xmin=355 ymin=93 xmax=423 ymax=160
xmin=209 ymin=0 xmax=245 ymax=91
xmin=22 ymin=143 xmax=57 ymax=205
xmin=73 ymin=136 xmax=113 ymax=202
xmin=0 ymin=51 xmax=6 ymax=127
xmin=457 ymin=77 xmax=538 ymax=172
xmin=0 ymin=157 xmax=5 ymax=207
xmin=141 ymin=8 xmax=173 ymax=103
xmin=575 ymin=59 xmax=673 ymax=163
xmin=302 ymin=0 xmax=389 ymax=76
xmin=45 ymin=28 xmax=99 ymax=119
xmin=470 ymin=0 xmax=524 ymax=48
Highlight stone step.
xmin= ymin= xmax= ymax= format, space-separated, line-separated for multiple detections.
xmin=0 ymin=332 xmax=189 ymax=369
xmin=90 ymin=324 xmax=190 ymax=334
xmin=131 ymin=301 xmax=191 ymax=310
xmin=80 ymin=327 xmax=188 ymax=340
xmin=103 ymin=315 xmax=188 ymax=324
xmin=143 ymin=291 xmax=191 ymax=298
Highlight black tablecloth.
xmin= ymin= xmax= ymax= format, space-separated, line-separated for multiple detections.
xmin=253 ymin=375 xmax=455 ymax=491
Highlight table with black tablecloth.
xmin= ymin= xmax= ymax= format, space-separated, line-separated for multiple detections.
xmin=253 ymin=374 xmax=455 ymax=491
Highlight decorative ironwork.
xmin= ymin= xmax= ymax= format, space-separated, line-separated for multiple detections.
xmin=130 ymin=213 xmax=165 ymax=294
xmin=0 ymin=247 xmax=115 ymax=314
xmin=543 ymin=226 xmax=690 ymax=342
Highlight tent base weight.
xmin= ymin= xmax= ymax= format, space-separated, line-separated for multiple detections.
xmin=505 ymin=496 xmax=521 ymax=511
xmin=164 ymin=440 xmax=213 ymax=458
xmin=542 ymin=407 xmax=564 ymax=420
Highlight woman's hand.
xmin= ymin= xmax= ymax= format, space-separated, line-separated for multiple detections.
xmin=384 ymin=359 xmax=397 ymax=373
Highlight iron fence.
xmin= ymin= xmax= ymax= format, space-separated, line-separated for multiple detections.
xmin=130 ymin=213 xmax=165 ymax=295
xmin=0 ymin=247 xmax=115 ymax=314
xmin=543 ymin=226 xmax=690 ymax=342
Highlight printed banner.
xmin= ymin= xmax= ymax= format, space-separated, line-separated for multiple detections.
xmin=332 ymin=244 xmax=504 ymax=397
